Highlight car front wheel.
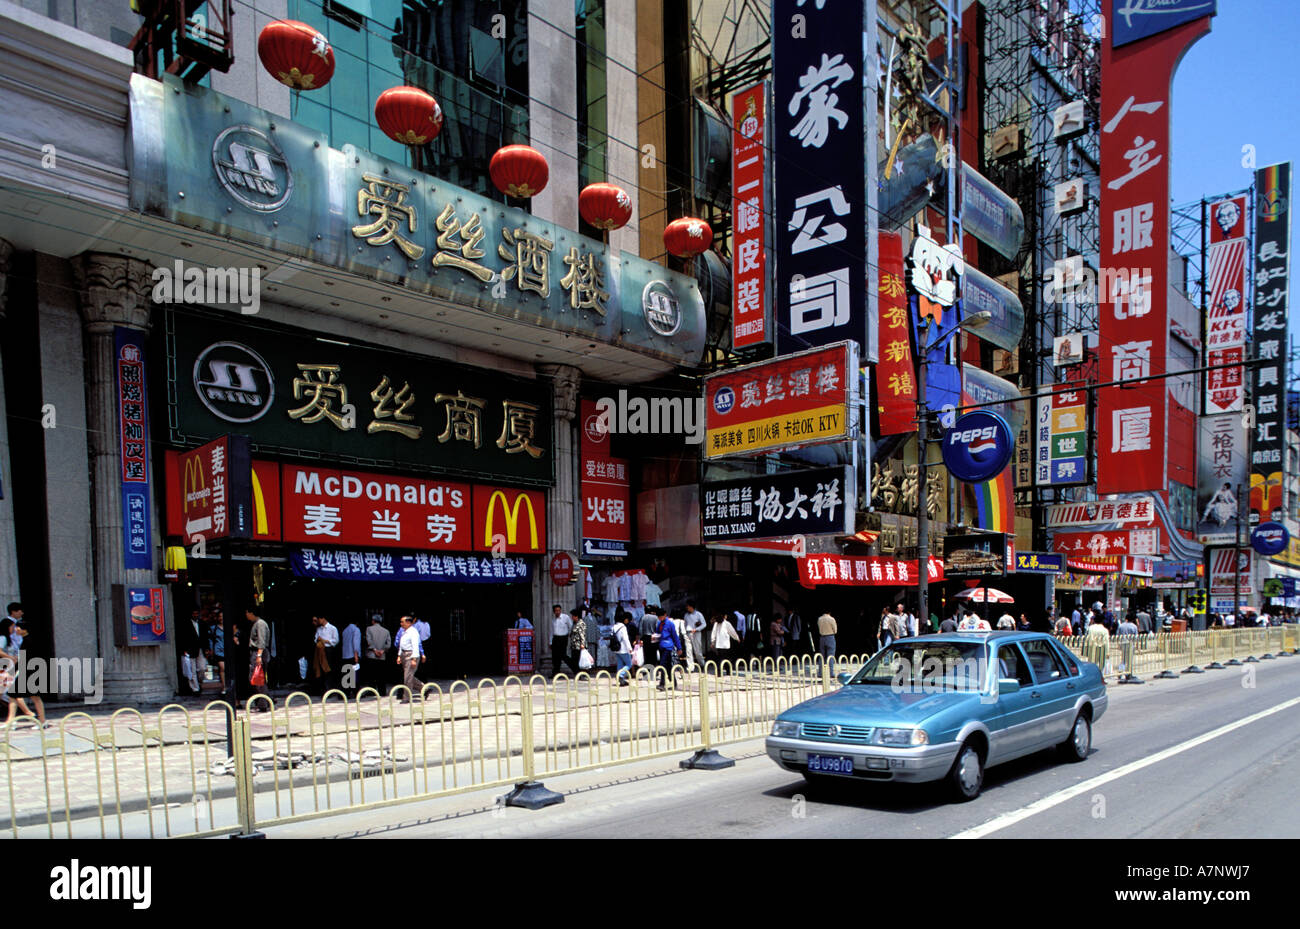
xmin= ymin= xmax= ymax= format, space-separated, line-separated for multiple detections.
xmin=947 ymin=741 xmax=984 ymax=802
xmin=1059 ymin=712 xmax=1091 ymax=762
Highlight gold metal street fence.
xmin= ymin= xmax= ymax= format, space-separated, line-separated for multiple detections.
xmin=1 ymin=629 xmax=1295 ymax=838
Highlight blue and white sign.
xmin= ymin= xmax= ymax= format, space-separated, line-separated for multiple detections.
xmin=290 ymin=548 xmax=533 ymax=583
xmin=713 ymin=386 xmax=735 ymax=416
xmin=1112 ymin=0 xmax=1217 ymax=48
xmin=941 ymin=411 xmax=1014 ymax=483
xmin=1250 ymin=522 xmax=1290 ymax=557
xmin=1014 ymin=552 xmax=1066 ymax=574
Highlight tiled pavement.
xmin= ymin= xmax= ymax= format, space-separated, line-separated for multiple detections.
xmin=1 ymin=669 xmax=832 ymax=836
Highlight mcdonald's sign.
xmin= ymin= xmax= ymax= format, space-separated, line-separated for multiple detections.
xmin=167 ymin=436 xmax=255 ymax=544
xmin=166 ymin=450 xmax=280 ymax=542
xmin=472 ymin=486 xmax=546 ymax=554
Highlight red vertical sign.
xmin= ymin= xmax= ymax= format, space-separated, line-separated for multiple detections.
xmin=580 ymin=398 xmax=631 ymax=558
xmin=731 ymin=82 xmax=768 ymax=347
xmin=874 ymin=232 xmax=916 ymax=435
xmin=1096 ymin=8 xmax=1213 ymax=494
xmin=1205 ymin=194 xmax=1249 ymax=413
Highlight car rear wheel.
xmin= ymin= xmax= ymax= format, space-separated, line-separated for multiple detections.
xmin=1059 ymin=712 xmax=1091 ymax=762
xmin=947 ymin=741 xmax=984 ymax=802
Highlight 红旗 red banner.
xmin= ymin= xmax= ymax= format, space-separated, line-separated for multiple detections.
xmin=874 ymin=231 xmax=916 ymax=435
xmin=798 ymin=555 xmax=945 ymax=588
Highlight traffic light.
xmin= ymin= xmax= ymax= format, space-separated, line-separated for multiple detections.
xmin=1189 ymin=591 xmax=1207 ymax=613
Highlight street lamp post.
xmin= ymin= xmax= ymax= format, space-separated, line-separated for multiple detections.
xmin=916 ymin=310 xmax=991 ymax=632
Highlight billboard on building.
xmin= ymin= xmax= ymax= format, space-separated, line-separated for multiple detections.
xmin=1196 ymin=413 xmax=1248 ymax=544
xmin=1251 ymin=162 xmax=1291 ymax=524
xmin=1204 ymin=193 xmax=1250 ymax=414
xmin=1035 ymin=385 xmax=1090 ymax=486
xmin=704 ymin=342 xmax=857 ymax=459
xmin=772 ymin=0 xmax=867 ymax=356
xmin=1096 ymin=3 xmax=1214 ymax=494
xmin=700 ymin=466 xmax=852 ymax=543
xmin=580 ymin=398 xmax=630 ymax=559
xmin=731 ymin=81 xmax=769 ymax=348
xmin=874 ymin=232 xmax=916 ymax=435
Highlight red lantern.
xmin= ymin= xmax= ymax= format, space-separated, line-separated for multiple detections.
xmin=664 ymin=217 xmax=713 ymax=258
xmin=257 ymin=20 xmax=335 ymax=90
xmin=375 ymin=87 xmax=445 ymax=145
xmin=490 ymin=145 xmax=550 ymax=199
xmin=579 ymin=183 xmax=633 ymax=231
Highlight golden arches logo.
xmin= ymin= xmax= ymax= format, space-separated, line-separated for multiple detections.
xmin=483 ymin=490 xmax=539 ymax=549
xmin=182 ymin=455 xmax=207 ymax=515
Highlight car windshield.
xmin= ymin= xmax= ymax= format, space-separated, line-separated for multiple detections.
xmin=847 ymin=641 xmax=987 ymax=692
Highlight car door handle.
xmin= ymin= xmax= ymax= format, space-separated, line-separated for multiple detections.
xmin=1030 ymin=691 xmax=1042 ymax=699
xmin=1066 ymin=682 xmax=1076 ymax=690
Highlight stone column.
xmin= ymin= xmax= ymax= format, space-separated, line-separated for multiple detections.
xmin=0 ymin=240 xmax=19 ymax=607
xmin=74 ymin=253 xmax=173 ymax=704
xmin=537 ymin=364 xmax=581 ymax=673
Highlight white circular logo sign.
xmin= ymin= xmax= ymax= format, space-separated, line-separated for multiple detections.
xmin=211 ymin=125 xmax=293 ymax=213
xmin=642 ymin=281 xmax=682 ymax=337
xmin=193 ymin=341 xmax=276 ymax=423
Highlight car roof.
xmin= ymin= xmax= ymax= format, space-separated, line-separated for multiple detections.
xmin=893 ymin=631 xmax=1051 ymax=644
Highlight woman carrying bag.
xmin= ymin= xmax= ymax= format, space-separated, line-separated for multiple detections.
xmin=571 ymin=609 xmax=592 ymax=671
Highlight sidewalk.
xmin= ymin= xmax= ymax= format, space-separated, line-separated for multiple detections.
xmin=0 ymin=667 xmax=827 ymax=835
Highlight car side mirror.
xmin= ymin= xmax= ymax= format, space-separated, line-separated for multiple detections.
xmin=836 ymin=672 xmax=853 ymax=685
xmin=998 ymin=678 xmax=1020 ymax=695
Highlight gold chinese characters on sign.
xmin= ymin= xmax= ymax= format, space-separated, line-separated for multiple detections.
xmin=280 ymin=362 xmax=546 ymax=459
xmin=352 ymin=175 xmax=425 ymax=260
xmin=432 ymin=203 xmax=493 ymax=282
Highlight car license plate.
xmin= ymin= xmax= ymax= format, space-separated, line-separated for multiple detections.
xmin=807 ymin=753 xmax=854 ymax=775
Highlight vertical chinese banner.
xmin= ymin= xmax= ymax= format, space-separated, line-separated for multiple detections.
xmin=115 ymin=327 xmax=152 ymax=571
xmin=874 ymin=232 xmax=915 ymax=434
xmin=1204 ymin=193 xmax=1250 ymax=414
xmin=1250 ymin=162 xmax=1291 ymax=523
xmin=1096 ymin=2 xmax=1214 ymax=494
xmin=772 ymin=0 xmax=866 ymax=356
xmin=580 ymin=398 xmax=631 ymax=558
xmin=732 ymin=81 xmax=768 ymax=348
xmin=1195 ymin=413 xmax=1247 ymax=545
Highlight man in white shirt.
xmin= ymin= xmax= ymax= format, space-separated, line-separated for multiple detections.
xmin=683 ymin=601 xmax=707 ymax=670
xmin=312 ymin=614 xmax=340 ymax=693
xmin=551 ymin=604 xmax=574 ymax=677
xmin=394 ymin=615 xmax=424 ymax=702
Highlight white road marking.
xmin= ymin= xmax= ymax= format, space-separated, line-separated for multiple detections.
xmin=950 ymin=695 xmax=1300 ymax=839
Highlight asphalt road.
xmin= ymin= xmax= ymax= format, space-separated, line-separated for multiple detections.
xmin=263 ymin=654 xmax=1300 ymax=839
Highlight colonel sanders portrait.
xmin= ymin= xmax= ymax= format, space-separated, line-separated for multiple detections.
xmin=1214 ymin=198 xmax=1241 ymax=237
xmin=1216 ymin=288 xmax=1241 ymax=313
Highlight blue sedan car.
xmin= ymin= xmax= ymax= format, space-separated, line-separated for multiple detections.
xmin=766 ymin=631 xmax=1107 ymax=801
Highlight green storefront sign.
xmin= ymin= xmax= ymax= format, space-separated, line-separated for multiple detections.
xmin=128 ymin=75 xmax=705 ymax=366
xmin=166 ymin=309 xmax=552 ymax=486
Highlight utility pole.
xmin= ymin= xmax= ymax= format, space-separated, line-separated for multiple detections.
xmin=917 ymin=318 xmax=932 ymax=632
xmin=1234 ymin=481 xmax=1244 ymax=623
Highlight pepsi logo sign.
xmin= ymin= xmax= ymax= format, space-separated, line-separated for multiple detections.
xmin=940 ymin=411 xmax=1014 ymax=484
xmin=1251 ymin=522 xmax=1290 ymax=557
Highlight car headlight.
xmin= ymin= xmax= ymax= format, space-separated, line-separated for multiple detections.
xmin=771 ymin=720 xmax=801 ymax=737
xmin=875 ymin=727 xmax=928 ymax=746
